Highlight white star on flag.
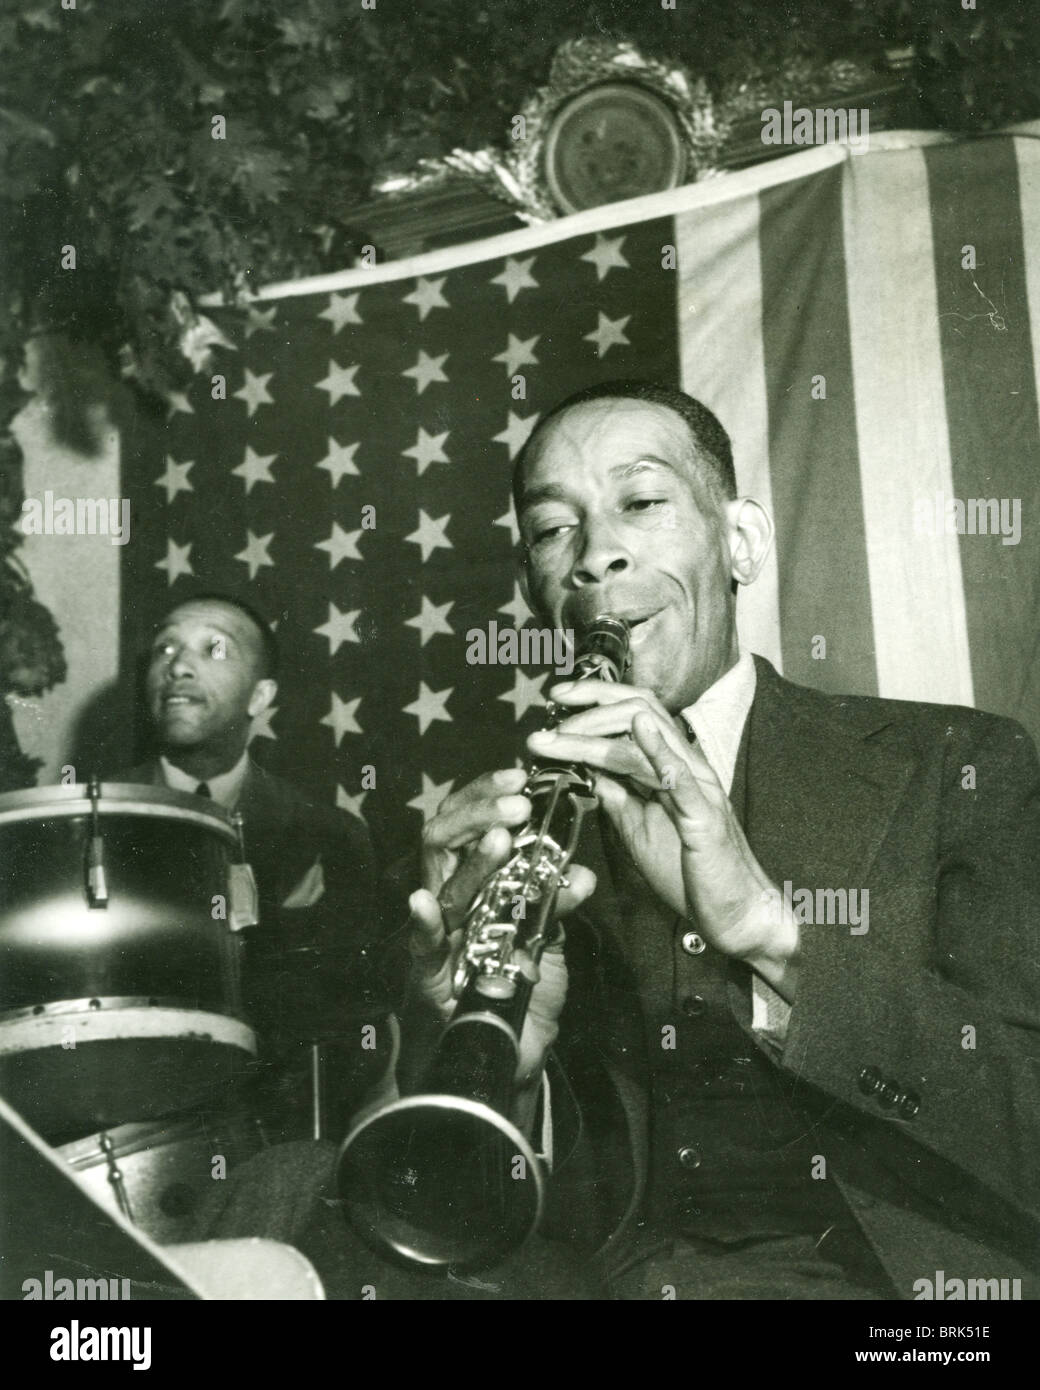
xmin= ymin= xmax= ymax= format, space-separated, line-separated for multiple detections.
xmin=498 ymin=669 xmax=548 ymax=720
xmin=234 ymin=529 xmax=275 ymax=580
xmin=407 ymin=772 xmax=455 ymax=822
xmin=155 ymin=456 xmax=194 ymax=504
xmin=315 ymin=522 xmax=364 ymax=569
xmin=403 ymin=426 xmax=450 ymax=475
xmin=316 ymin=360 xmax=361 ymax=405
xmin=405 ymin=510 xmax=452 ymax=562
xmin=494 ymin=503 xmax=521 ymax=546
xmin=321 ymin=691 xmax=363 ymax=744
xmin=403 ymin=681 xmax=454 ymax=735
xmin=402 ymin=349 xmax=449 ymax=395
xmin=249 ymin=704 xmax=278 ymax=742
xmin=243 ymin=305 xmax=278 ymax=339
xmin=580 ymin=233 xmax=630 ymax=281
xmin=231 ymin=445 xmax=278 ymax=494
xmin=318 ymin=292 xmax=362 ymax=332
xmin=166 ymin=391 xmax=194 ymax=418
xmin=336 ymin=785 xmax=369 ymax=822
xmin=403 ymin=276 xmax=450 ymax=321
xmin=156 ymin=537 xmax=194 ymax=585
xmin=493 ymin=410 xmax=538 ymax=458
xmin=498 ymin=581 xmax=533 ymax=627
xmin=584 ymin=311 xmax=632 ymax=358
xmin=492 ymin=333 xmax=540 ymax=376
xmin=233 ymin=368 xmax=274 ymax=416
xmin=490 ymin=256 xmax=538 ymax=303
xmin=316 ymin=438 xmax=360 ymax=486
xmin=314 ymin=602 xmax=361 ymax=654
xmin=405 ymin=595 xmax=454 ymax=646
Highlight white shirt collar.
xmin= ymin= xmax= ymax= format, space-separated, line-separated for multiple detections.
xmin=158 ymin=750 xmax=250 ymax=810
xmin=679 ymin=651 xmax=757 ymax=795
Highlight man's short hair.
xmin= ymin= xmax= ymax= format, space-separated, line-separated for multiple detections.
xmin=513 ymin=379 xmax=737 ymax=514
xmin=155 ymin=592 xmax=279 ymax=680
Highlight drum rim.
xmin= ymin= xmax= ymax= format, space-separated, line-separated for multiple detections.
xmin=0 ymin=782 xmax=237 ymax=841
xmin=0 ymin=1004 xmax=258 ymax=1055
xmin=57 ymin=1112 xmax=262 ymax=1163
xmin=0 ymin=995 xmax=242 ymax=1025
xmin=57 ymin=1115 xmax=208 ymax=1161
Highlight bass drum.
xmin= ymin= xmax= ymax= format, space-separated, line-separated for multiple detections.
xmin=0 ymin=783 xmax=257 ymax=1142
xmin=57 ymin=1113 xmax=266 ymax=1245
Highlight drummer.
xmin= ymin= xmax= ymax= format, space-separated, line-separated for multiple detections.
xmin=126 ymin=592 xmax=401 ymax=1142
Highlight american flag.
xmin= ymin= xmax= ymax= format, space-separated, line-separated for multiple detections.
xmin=123 ymin=214 xmax=676 ymax=865
xmin=123 ymin=123 xmax=1040 ymax=865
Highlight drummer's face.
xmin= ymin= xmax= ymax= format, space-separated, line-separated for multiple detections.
xmin=146 ymin=601 xmax=275 ymax=760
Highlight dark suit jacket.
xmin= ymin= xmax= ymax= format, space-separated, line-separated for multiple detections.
xmin=548 ymin=656 xmax=1040 ymax=1298
xmin=124 ymin=757 xmax=401 ymax=1137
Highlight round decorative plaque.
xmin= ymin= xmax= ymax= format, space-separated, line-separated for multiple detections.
xmin=543 ymin=81 xmax=687 ymax=215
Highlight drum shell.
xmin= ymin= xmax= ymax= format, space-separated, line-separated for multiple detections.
xmin=58 ymin=1114 xmax=265 ymax=1245
xmin=0 ymin=794 xmax=241 ymax=1014
xmin=0 ymin=785 xmax=256 ymax=1140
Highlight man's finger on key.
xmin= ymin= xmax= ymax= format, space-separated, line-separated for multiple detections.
xmin=408 ymin=888 xmax=446 ymax=958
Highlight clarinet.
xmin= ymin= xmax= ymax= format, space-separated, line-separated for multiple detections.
xmin=336 ymin=615 xmax=631 ymax=1272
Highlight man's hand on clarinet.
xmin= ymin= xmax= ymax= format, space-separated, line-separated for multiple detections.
xmin=529 ymin=679 xmax=800 ymax=1003
xmin=409 ymin=768 xmax=597 ymax=1081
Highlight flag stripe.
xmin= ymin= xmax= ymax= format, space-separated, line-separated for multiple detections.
xmin=842 ymin=148 xmax=973 ymax=705
xmin=926 ymin=137 xmax=1040 ymax=726
xmin=1015 ymin=135 xmax=1040 ymax=724
xmin=675 ymin=196 xmax=783 ymax=671
xmin=758 ymin=168 xmax=878 ymax=695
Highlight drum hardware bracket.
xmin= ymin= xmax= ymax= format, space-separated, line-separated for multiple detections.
xmin=98 ymin=1131 xmax=135 ymax=1224
xmin=228 ymin=813 xmax=259 ymax=931
xmin=85 ymin=777 xmax=108 ymax=908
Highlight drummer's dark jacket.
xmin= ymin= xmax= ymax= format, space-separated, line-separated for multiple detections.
xmin=124 ymin=757 xmax=404 ymax=1139
xmin=541 ymin=657 xmax=1040 ymax=1299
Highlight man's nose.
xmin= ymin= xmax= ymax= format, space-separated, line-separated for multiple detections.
xmin=572 ymin=517 xmax=632 ymax=587
xmin=166 ymin=645 xmax=197 ymax=679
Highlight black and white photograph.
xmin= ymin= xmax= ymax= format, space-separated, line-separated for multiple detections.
xmin=1 ymin=0 xmax=1039 ymax=1353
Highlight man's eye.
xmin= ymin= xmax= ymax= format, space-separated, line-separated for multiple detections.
xmin=151 ymin=642 xmax=173 ymax=659
xmin=624 ymin=497 xmax=666 ymax=512
xmin=531 ymin=522 xmax=574 ymax=545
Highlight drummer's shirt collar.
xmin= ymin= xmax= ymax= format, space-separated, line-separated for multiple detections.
xmin=159 ymin=750 xmax=250 ymax=810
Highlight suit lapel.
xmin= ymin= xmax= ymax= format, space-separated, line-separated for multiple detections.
xmin=234 ymin=761 xmax=294 ymax=834
xmin=744 ymin=657 xmax=917 ymax=895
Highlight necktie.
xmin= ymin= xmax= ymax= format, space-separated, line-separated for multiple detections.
xmin=196 ymin=782 xmax=212 ymax=799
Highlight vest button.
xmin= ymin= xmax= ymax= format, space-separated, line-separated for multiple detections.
xmin=677 ymin=1146 xmax=702 ymax=1170
xmin=898 ymin=1090 xmax=921 ymax=1119
xmin=682 ymin=994 xmax=706 ymax=1018
xmin=857 ymin=1066 xmax=883 ymax=1096
xmin=681 ymin=931 xmax=706 ymax=956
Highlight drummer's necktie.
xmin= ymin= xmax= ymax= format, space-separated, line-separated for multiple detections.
xmin=196 ymin=782 xmax=212 ymax=798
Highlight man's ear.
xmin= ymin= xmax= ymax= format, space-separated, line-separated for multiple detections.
xmin=247 ymin=678 xmax=277 ymax=719
xmin=725 ymin=497 xmax=774 ymax=587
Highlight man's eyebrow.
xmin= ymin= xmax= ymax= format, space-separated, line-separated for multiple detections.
xmin=151 ymin=624 xmax=240 ymax=646
xmin=519 ymin=482 xmax=572 ymax=511
xmin=519 ymin=457 xmax=681 ymax=511
xmin=611 ymin=456 xmax=681 ymax=479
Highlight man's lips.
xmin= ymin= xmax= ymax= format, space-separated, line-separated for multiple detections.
xmin=159 ymin=690 xmax=204 ymax=708
xmin=564 ymin=604 xmax=664 ymax=630
xmin=627 ymin=610 xmax=664 ymax=647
